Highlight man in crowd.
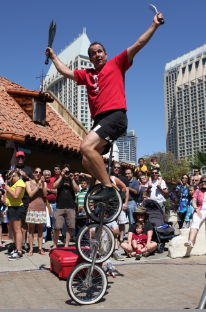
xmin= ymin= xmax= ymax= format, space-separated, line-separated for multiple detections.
xmin=125 ymin=168 xmax=139 ymax=226
xmin=13 ymin=151 xmax=33 ymax=251
xmin=45 ymin=12 xmax=164 ymax=201
xmin=190 ymin=169 xmax=201 ymax=186
xmin=52 ymin=164 xmax=79 ymax=248
xmin=51 ymin=164 xmax=61 ymax=184
xmin=43 ymin=170 xmax=57 ymax=243
xmin=148 ymin=168 xmax=168 ymax=211
xmin=112 ymin=162 xmax=129 ymax=250
xmin=73 ymin=171 xmax=92 ymax=189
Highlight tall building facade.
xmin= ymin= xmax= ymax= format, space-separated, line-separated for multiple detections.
xmin=164 ymin=44 xmax=206 ymax=159
xmin=116 ymin=130 xmax=137 ymax=165
xmin=43 ymin=29 xmax=93 ymax=131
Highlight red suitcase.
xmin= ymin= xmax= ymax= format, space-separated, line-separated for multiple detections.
xmin=49 ymin=246 xmax=85 ymax=279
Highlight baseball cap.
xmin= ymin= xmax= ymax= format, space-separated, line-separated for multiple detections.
xmin=16 ymin=151 xmax=25 ymax=157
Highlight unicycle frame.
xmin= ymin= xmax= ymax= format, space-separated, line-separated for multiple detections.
xmin=83 ymin=145 xmax=114 ymax=285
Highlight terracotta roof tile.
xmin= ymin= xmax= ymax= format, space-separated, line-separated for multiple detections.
xmin=0 ymin=76 xmax=82 ymax=152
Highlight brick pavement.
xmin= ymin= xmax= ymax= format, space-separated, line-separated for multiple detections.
xmin=0 ymin=255 xmax=206 ymax=309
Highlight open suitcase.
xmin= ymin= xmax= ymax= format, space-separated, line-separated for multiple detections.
xmin=49 ymin=246 xmax=85 ymax=279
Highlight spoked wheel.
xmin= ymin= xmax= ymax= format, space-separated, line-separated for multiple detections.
xmin=67 ymin=262 xmax=108 ymax=305
xmin=157 ymin=243 xmax=165 ymax=253
xmin=76 ymin=223 xmax=115 ymax=263
xmin=84 ymin=184 xmax=122 ymax=223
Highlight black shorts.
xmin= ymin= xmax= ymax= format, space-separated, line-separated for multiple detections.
xmin=92 ymin=109 xmax=128 ymax=155
xmin=8 ymin=205 xmax=25 ymax=221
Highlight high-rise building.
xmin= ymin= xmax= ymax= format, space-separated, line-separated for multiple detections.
xmin=116 ymin=130 xmax=137 ymax=165
xmin=43 ymin=28 xmax=93 ymax=131
xmin=164 ymin=44 xmax=206 ymax=159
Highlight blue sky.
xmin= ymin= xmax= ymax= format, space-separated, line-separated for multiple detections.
xmin=1 ymin=0 xmax=206 ymax=159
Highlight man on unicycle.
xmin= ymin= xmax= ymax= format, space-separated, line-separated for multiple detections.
xmin=45 ymin=12 xmax=164 ymax=200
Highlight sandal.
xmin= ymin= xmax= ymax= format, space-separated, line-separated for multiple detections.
xmin=27 ymin=250 xmax=33 ymax=256
xmin=184 ymin=241 xmax=194 ymax=248
xmin=142 ymin=251 xmax=150 ymax=257
xmin=0 ymin=243 xmax=3 ymax=247
xmin=38 ymin=249 xmax=47 ymax=255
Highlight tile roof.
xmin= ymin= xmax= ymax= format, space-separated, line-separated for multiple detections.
xmin=0 ymin=76 xmax=82 ymax=152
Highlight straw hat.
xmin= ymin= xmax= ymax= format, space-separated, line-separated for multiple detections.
xmin=133 ymin=206 xmax=149 ymax=221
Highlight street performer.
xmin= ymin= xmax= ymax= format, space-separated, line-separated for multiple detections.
xmin=45 ymin=12 xmax=164 ymax=200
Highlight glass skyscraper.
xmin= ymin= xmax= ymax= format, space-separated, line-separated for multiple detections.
xmin=116 ymin=130 xmax=137 ymax=165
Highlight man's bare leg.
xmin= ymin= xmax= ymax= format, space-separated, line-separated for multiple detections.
xmin=80 ymin=131 xmax=112 ymax=187
xmin=65 ymin=227 xmax=72 ymax=247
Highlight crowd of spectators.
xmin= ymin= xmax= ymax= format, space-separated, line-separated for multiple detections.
xmin=0 ymin=152 xmax=205 ymax=261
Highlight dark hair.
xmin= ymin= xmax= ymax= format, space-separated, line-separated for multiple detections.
xmin=138 ymin=158 xmax=144 ymax=163
xmin=141 ymin=191 xmax=149 ymax=199
xmin=88 ymin=42 xmax=106 ymax=57
xmin=151 ymin=156 xmax=158 ymax=162
xmin=74 ymin=171 xmax=79 ymax=174
xmin=33 ymin=167 xmax=41 ymax=173
xmin=151 ymin=167 xmax=159 ymax=173
xmin=181 ymin=174 xmax=189 ymax=181
xmin=53 ymin=164 xmax=61 ymax=170
xmin=135 ymin=222 xmax=144 ymax=230
xmin=63 ymin=164 xmax=70 ymax=170
xmin=81 ymin=177 xmax=89 ymax=184
xmin=125 ymin=168 xmax=134 ymax=174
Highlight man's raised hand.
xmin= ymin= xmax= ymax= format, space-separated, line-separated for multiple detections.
xmin=45 ymin=47 xmax=56 ymax=61
xmin=153 ymin=12 xmax=164 ymax=26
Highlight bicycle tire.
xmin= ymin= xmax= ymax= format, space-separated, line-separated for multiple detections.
xmin=84 ymin=184 xmax=122 ymax=223
xmin=76 ymin=223 xmax=115 ymax=263
xmin=67 ymin=262 xmax=107 ymax=305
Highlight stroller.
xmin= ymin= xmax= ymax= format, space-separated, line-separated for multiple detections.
xmin=142 ymin=199 xmax=175 ymax=253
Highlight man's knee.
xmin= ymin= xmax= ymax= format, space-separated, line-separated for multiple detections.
xmin=112 ymin=228 xmax=119 ymax=237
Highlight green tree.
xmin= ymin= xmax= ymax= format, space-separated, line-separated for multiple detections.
xmin=189 ymin=151 xmax=206 ymax=174
xmin=143 ymin=151 xmax=189 ymax=182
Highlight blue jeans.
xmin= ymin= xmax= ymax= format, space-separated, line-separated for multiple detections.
xmin=43 ymin=202 xmax=56 ymax=240
xmin=126 ymin=200 xmax=136 ymax=226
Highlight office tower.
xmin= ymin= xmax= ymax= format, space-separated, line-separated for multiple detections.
xmin=116 ymin=130 xmax=137 ymax=165
xmin=43 ymin=28 xmax=93 ymax=131
xmin=164 ymin=44 xmax=206 ymax=159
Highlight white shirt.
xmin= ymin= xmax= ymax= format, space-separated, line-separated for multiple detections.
xmin=150 ymin=179 xmax=168 ymax=203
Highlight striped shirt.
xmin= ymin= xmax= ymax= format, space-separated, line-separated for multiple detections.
xmin=75 ymin=189 xmax=88 ymax=217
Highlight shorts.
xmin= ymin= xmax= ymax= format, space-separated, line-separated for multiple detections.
xmin=92 ymin=109 xmax=128 ymax=155
xmin=191 ymin=210 xmax=206 ymax=230
xmin=8 ymin=205 xmax=25 ymax=221
xmin=117 ymin=209 xmax=127 ymax=224
xmin=54 ymin=208 xmax=75 ymax=229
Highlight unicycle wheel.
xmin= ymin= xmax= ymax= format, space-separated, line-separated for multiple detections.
xmin=84 ymin=184 xmax=122 ymax=223
xmin=67 ymin=262 xmax=108 ymax=305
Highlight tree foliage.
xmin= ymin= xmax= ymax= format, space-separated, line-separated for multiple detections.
xmin=142 ymin=151 xmax=189 ymax=182
xmin=189 ymin=151 xmax=206 ymax=174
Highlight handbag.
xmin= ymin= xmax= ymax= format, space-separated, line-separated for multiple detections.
xmin=45 ymin=199 xmax=52 ymax=216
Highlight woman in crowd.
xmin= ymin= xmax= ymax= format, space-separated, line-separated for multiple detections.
xmin=176 ymin=174 xmax=189 ymax=229
xmin=26 ymin=167 xmax=47 ymax=256
xmin=137 ymin=175 xmax=148 ymax=204
xmin=184 ymin=176 xmax=206 ymax=247
xmin=5 ymin=169 xmax=25 ymax=260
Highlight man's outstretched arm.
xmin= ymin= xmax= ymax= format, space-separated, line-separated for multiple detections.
xmin=127 ymin=12 xmax=164 ymax=64
xmin=45 ymin=47 xmax=76 ymax=81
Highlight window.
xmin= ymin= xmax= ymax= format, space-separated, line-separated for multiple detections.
xmin=33 ymin=99 xmax=46 ymax=125
xmin=182 ymin=67 xmax=186 ymax=75
xmin=203 ymin=58 xmax=206 ymax=66
xmin=195 ymin=61 xmax=199 ymax=69
xmin=188 ymin=64 xmax=192 ymax=72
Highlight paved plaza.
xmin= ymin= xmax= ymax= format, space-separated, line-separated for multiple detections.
xmin=0 ymin=236 xmax=206 ymax=309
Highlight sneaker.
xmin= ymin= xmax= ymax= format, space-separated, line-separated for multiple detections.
xmin=22 ymin=243 xmax=29 ymax=251
xmin=136 ymin=252 xmax=142 ymax=260
xmin=89 ymin=186 xmax=117 ymax=200
xmin=8 ymin=243 xmax=15 ymax=253
xmin=7 ymin=249 xmax=16 ymax=258
xmin=8 ymin=252 xmax=23 ymax=261
xmin=113 ymin=250 xmax=124 ymax=261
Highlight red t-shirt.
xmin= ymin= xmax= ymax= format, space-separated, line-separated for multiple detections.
xmin=132 ymin=233 xmax=147 ymax=244
xmin=74 ymin=49 xmax=132 ymax=119
xmin=46 ymin=178 xmax=57 ymax=202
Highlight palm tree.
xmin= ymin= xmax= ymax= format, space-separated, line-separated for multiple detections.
xmin=189 ymin=151 xmax=206 ymax=174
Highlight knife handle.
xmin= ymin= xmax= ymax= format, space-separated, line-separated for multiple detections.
xmin=45 ymin=51 xmax=50 ymax=65
xmin=159 ymin=18 xmax=164 ymax=25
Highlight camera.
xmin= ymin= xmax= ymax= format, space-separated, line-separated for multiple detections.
xmin=65 ymin=170 xmax=70 ymax=175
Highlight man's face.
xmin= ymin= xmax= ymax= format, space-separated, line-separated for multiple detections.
xmin=89 ymin=44 xmax=107 ymax=69
xmin=74 ymin=172 xmax=80 ymax=181
xmin=113 ymin=164 xmax=121 ymax=177
xmin=44 ymin=171 xmax=51 ymax=182
xmin=151 ymin=170 xmax=159 ymax=180
xmin=54 ymin=167 xmax=61 ymax=177
xmin=125 ymin=170 xmax=133 ymax=181
xmin=192 ymin=178 xmax=199 ymax=186
xmin=81 ymin=181 xmax=88 ymax=190
xmin=16 ymin=155 xmax=25 ymax=167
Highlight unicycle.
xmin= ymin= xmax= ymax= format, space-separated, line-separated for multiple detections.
xmin=67 ymin=143 xmax=123 ymax=305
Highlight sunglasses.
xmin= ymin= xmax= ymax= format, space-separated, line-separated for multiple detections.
xmin=35 ymin=171 xmax=42 ymax=174
xmin=194 ymin=180 xmax=199 ymax=182
xmin=152 ymin=172 xmax=159 ymax=175
xmin=114 ymin=166 xmax=120 ymax=169
xmin=74 ymin=174 xmax=79 ymax=176
xmin=194 ymin=171 xmax=199 ymax=173
xmin=202 ymin=181 xmax=206 ymax=183
xmin=137 ymin=213 xmax=145 ymax=217
xmin=16 ymin=156 xmax=24 ymax=159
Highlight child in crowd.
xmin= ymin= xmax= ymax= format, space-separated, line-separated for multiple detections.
xmin=135 ymin=158 xmax=147 ymax=178
xmin=128 ymin=222 xmax=147 ymax=259
xmin=148 ymin=157 xmax=162 ymax=188
xmin=75 ymin=178 xmax=89 ymax=246
xmin=139 ymin=191 xmax=150 ymax=206
xmin=182 ymin=186 xmax=195 ymax=229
